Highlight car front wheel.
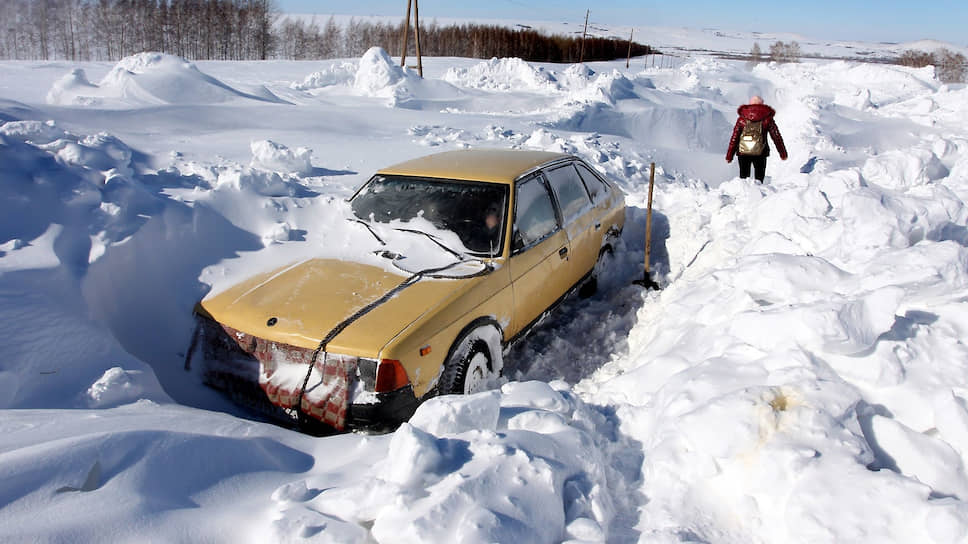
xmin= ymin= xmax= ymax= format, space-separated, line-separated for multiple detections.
xmin=439 ymin=325 xmax=502 ymax=395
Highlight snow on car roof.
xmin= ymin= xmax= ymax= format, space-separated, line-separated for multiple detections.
xmin=376 ymin=149 xmax=571 ymax=184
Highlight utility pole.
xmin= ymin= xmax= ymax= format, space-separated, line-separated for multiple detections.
xmin=626 ymin=27 xmax=633 ymax=69
xmin=413 ymin=0 xmax=423 ymax=77
xmin=400 ymin=0 xmax=411 ymax=68
xmin=578 ymin=9 xmax=589 ymax=64
xmin=399 ymin=0 xmax=423 ymax=77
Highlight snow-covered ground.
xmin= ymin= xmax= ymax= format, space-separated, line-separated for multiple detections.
xmin=2 ymin=41 xmax=968 ymax=543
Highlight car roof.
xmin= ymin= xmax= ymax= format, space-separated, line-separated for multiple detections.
xmin=376 ymin=149 xmax=572 ymax=185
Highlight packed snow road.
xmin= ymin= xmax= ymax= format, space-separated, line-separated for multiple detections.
xmin=2 ymin=46 xmax=968 ymax=542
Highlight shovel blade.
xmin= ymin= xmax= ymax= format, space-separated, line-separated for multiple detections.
xmin=633 ymin=273 xmax=660 ymax=290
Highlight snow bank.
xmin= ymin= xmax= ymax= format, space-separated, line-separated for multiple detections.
xmin=0 ymin=123 xmax=175 ymax=409
xmin=292 ymin=48 xmax=412 ymax=100
xmin=442 ymin=58 xmax=637 ymax=109
xmin=292 ymin=47 xmax=464 ymax=109
xmin=444 ymin=57 xmax=559 ymax=92
xmin=291 ymin=62 xmax=357 ymax=90
xmin=579 ymin=176 xmax=968 ymax=539
xmin=0 ymin=404 xmax=315 ymax=542
xmin=0 ymin=120 xmax=150 ymax=267
xmin=292 ymin=47 xmax=413 ymax=100
xmin=0 ymin=119 xmax=354 ymax=415
xmin=295 ymin=53 xmax=639 ymax=114
xmin=569 ymin=57 xmax=968 ymax=541
xmin=47 ymin=52 xmax=286 ymax=107
xmin=510 ymin=59 xmax=735 ymax=155
xmin=266 ymin=382 xmax=618 ymax=543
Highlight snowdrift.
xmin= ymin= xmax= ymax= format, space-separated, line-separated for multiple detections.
xmin=293 ymin=47 xmax=466 ymax=109
xmin=293 ymin=48 xmax=640 ymax=116
xmin=47 ymin=52 xmax=288 ymax=107
xmin=3 ymin=49 xmax=968 ymax=543
xmin=267 ymin=383 xmax=621 ymax=543
xmin=444 ymin=57 xmax=560 ymax=92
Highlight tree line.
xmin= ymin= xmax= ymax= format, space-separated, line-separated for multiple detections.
xmin=277 ymin=18 xmax=656 ymax=63
xmin=898 ymin=48 xmax=966 ymax=84
xmin=745 ymin=41 xmax=802 ymax=65
xmin=0 ymin=0 xmax=655 ymax=63
xmin=0 ymin=0 xmax=273 ymax=61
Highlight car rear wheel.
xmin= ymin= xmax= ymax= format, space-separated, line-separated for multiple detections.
xmin=579 ymin=246 xmax=614 ymax=298
xmin=439 ymin=326 xmax=502 ymax=395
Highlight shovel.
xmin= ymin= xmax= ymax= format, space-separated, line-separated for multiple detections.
xmin=634 ymin=162 xmax=661 ymax=290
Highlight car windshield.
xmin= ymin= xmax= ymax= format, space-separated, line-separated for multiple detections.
xmin=350 ymin=175 xmax=509 ymax=257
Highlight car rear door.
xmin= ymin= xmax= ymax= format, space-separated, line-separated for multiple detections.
xmin=573 ymin=161 xmax=616 ymax=223
xmin=543 ymin=162 xmax=599 ymax=287
xmin=507 ymin=172 xmax=571 ymax=336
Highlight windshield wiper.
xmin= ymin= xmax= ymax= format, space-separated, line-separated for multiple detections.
xmin=421 ymin=258 xmax=494 ymax=279
xmin=348 ymin=218 xmax=386 ymax=245
xmin=393 ymin=227 xmax=464 ymax=260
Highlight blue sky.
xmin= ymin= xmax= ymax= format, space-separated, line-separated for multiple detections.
xmin=277 ymin=0 xmax=966 ymax=45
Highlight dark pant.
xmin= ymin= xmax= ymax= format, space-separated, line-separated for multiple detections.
xmin=738 ymin=155 xmax=767 ymax=181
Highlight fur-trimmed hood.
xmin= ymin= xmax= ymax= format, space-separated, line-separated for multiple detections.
xmin=737 ymin=103 xmax=776 ymax=122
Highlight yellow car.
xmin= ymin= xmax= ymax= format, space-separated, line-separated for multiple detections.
xmin=185 ymin=149 xmax=625 ymax=432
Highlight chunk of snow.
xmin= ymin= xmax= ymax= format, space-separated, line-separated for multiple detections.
xmin=249 ymin=139 xmax=313 ymax=176
xmin=86 ymin=367 xmax=151 ymax=408
xmin=409 ymin=390 xmax=501 ymax=435
xmin=870 ymin=415 xmax=968 ymax=499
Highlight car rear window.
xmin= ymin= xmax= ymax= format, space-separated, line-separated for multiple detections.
xmin=544 ymin=164 xmax=593 ymax=223
xmin=574 ymin=163 xmax=610 ymax=205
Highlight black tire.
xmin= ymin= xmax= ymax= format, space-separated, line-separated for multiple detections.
xmin=439 ymin=330 xmax=498 ymax=395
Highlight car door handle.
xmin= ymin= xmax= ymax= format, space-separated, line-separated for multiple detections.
xmin=558 ymin=246 xmax=568 ymax=259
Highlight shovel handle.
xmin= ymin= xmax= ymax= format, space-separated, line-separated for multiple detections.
xmin=645 ymin=162 xmax=655 ymax=275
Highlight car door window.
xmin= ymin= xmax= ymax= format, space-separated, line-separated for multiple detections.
xmin=574 ymin=163 xmax=609 ymax=205
xmin=545 ymin=164 xmax=593 ymax=223
xmin=513 ymin=175 xmax=558 ymax=251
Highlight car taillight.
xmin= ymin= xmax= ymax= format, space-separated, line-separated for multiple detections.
xmin=374 ymin=359 xmax=410 ymax=392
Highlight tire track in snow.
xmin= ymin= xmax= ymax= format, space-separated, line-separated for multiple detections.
xmin=502 ymin=220 xmax=657 ymax=540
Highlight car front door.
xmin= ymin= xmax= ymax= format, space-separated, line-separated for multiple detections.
xmin=507 ymin=173 xmax=570 ymax=337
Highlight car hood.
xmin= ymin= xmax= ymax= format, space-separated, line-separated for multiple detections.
xmin=196 ymin=258 xmax=479 ymax=356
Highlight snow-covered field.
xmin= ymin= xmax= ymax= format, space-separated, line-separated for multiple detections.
xmin=2 ymin=41 xmax=968 ymax=543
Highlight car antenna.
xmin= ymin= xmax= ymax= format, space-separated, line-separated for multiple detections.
xmin=634 ymin=162 xmax=661 ymax=290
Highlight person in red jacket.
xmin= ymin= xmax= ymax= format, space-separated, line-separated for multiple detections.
xmin=726 ymin=96 xmax=788 ymax=182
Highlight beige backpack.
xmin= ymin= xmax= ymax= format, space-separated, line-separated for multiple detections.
xmin=738 ymin=120 xmax=766 ymax=155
